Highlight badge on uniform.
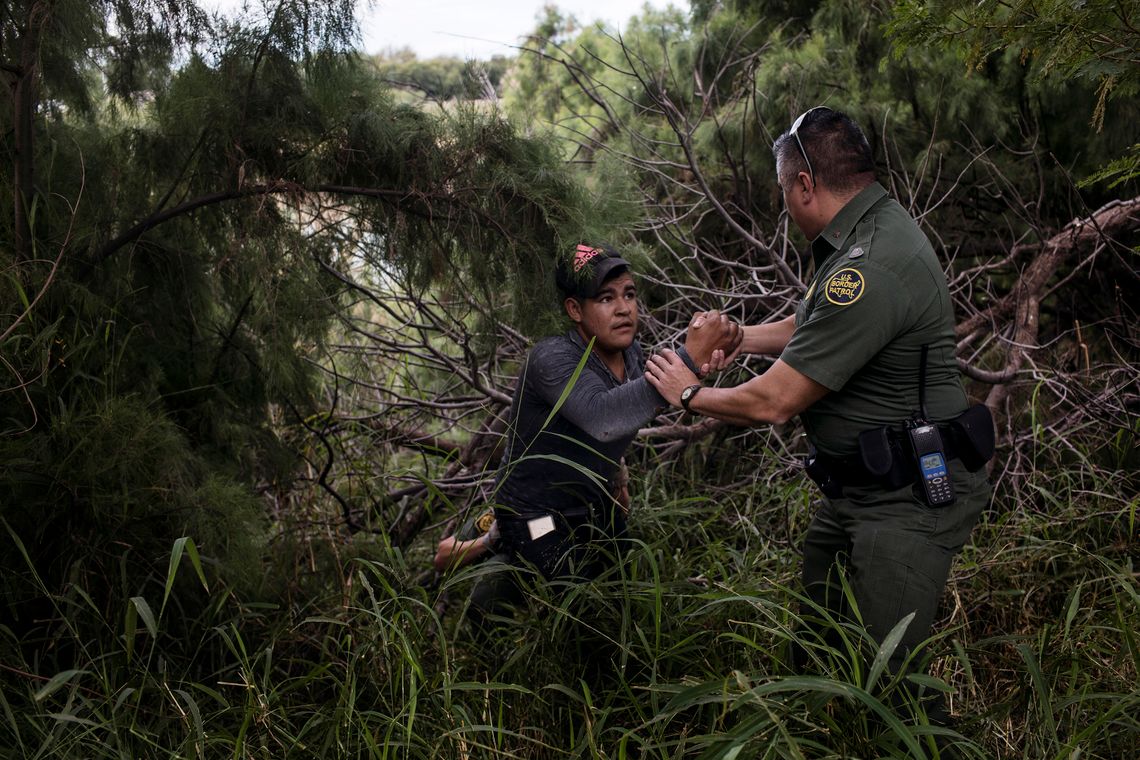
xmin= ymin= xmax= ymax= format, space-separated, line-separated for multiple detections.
xmin=824 ymin=268 xmax=865 ymax=305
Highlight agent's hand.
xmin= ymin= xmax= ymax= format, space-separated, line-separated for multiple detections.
xmin=645 ymin=348 xmax=699 ymax=407
xmin=613 ymin=484 xmax=631 ymax=516
xmin=433 ymin=536 xmax=462 ymax=572
xmin=685 ymin=310 xmax=741 ymax=375
xmin=702 ymin=339 xmax=744 ymax=376
xmin=433 ymin=522 xmax=497 ymax=572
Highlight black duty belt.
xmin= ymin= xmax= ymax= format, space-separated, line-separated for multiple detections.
xmin=804 ymin=422 xmax=967 ymax=497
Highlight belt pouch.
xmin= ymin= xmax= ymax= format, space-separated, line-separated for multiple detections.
xmin=859 ymin=427 xmax=916 ymax=490
xmin=858 ymin=426 xmax=893 ymax=477
xmin=804 ymin=450 xmax=843 ymax=499
xmin=950 ymin=403 xmax=995 ymax=472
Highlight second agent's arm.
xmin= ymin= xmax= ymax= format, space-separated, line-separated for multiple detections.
xmin=690 ymin=313 xmax=795 ymax=374
xmin=433 ymin=522 xmax=498 ymax=572
xmin=738 ymin=314 xmax=796 ymax=356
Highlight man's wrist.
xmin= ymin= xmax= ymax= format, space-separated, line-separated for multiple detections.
xmin=675 ymin=345 xmax=702 ymax=375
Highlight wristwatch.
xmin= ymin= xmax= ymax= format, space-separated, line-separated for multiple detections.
xmin=679 ymin=384 xmax=702 ymax=413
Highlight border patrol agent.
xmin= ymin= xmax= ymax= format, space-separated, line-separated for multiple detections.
xmin=645 ymin=107 xmax=993 ymax=722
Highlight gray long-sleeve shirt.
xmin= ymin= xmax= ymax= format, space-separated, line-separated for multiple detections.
xmin=492 ymin=329 xmax=663 ymax=518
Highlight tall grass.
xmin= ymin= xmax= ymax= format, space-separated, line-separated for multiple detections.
xmin=2 ymin=451 xmax=1136 ymax=759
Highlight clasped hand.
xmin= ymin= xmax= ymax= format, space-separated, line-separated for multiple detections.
xmin=646 ymin=310 xmax=741 ymax=407
xmin=685 ymin=310 xmax=742 ymax=376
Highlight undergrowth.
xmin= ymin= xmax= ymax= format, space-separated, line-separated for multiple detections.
xmin=1 ymin=451 xmax=1136 ymax=759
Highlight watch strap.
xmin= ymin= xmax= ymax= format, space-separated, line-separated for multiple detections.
xmin=675 ymin=345 xmax=701 ymax=375
xmin=680 ymin=384 xmax=702 ymax=412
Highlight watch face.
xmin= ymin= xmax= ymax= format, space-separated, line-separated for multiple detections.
xmin=681 ymin=386 xmax=695 ymax=401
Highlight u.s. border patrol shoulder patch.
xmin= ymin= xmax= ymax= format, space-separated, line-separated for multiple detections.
xmin=824 ymin=268 xmax=865 ymax=305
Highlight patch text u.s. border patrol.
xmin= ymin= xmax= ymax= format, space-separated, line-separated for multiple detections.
xmin=824 ymin=268 xmax=865 ymax=305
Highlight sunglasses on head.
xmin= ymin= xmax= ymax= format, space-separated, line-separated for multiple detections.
xmin=789 ymin=106 xmax=827 ymax=186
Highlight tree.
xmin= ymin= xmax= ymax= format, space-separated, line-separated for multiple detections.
xmin=883 ymin=0 xmax=1140 ymax=462
xmin=497 ymin=0 xmax=1139 ymax=494
xmin=887 ymin=0 xmax=1140 ymax=188
xmin=285 ymin=0 xmax=1139 ymax=559
xmin=371 ymin=50 xmax=514 ymax=103
xmin=0 ymin=0 xmax=603 ymax=627
xmin=887 ymin=0 xmax=1140 ymax=132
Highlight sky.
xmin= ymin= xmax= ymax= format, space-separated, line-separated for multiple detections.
xmin=204 ymin=1 xmax=678 ymax=59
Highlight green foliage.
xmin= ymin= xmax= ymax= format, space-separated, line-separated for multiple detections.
xmin=1080 ymin=143 xmax=1140 ymax=190
xmin=887 ymin=0 xmax=1140 ymax=185
xmin=372 ymin=49 xmax=514 ymax=101
xmin=1 ymin=2 xmax=1137 ymax=759
xmin=887 ymin=0 xmax=1140 ymax=129
xmin=0 ymin=393 xmax=265 ymax=628
xmin=503 ymin=4 xmax=691 ymax=138
xmin=0 ymin=0 xmax=607 ymax=646
xmin=505 ymin=0 xmax=1137 ymax=253
xmin=2 ymin=450 xmax=1136 ymax=758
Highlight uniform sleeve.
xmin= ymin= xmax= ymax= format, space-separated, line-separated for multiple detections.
xmin=526 ymin=340 xmax=662 ymax=442
xmin=780 ymin=261 xmax=913 ymax=391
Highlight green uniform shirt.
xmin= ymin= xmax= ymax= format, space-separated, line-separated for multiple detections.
xmin=780 ymin=182 xmax=967 ymax=458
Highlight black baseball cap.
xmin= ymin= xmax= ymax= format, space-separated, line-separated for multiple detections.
xmin=555 ymin=243 xmax=631 ymax=299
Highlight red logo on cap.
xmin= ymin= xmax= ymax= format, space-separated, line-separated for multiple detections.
xmin=574 ymin=244 xmax=602 ymax=272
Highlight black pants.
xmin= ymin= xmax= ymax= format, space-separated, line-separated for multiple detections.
xmin=794 ymin=459 xmax=990 ymax=723
xmin=467 ymin=507 xmax=627 ymax=626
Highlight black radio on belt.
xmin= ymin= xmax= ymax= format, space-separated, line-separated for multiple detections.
xmin=907 ymin=344 xmax=955 ymax=506
xmin=907 ymin=421 xmax=955 ymax=506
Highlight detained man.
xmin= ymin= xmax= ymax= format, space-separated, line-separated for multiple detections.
xmin=457 ymin=243 xmax=740 ymax=627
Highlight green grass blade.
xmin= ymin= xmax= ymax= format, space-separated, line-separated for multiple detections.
xmin=34 ymin=670 xmax=87 ymax=703
xmin=130 ymin=596 xmax=157 ymax=637
xmin=124 ymin=599 xmax=138 ymax=662
xmin=541 ymin=336 xmax=594 ymax=429
xmin=866 ymin=611 xmax=914 ymax=692
xmin=1017 ymin=642 xmax=1057 ymax=742
xmin=162 ymin=536 xmax=193 ymax=615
